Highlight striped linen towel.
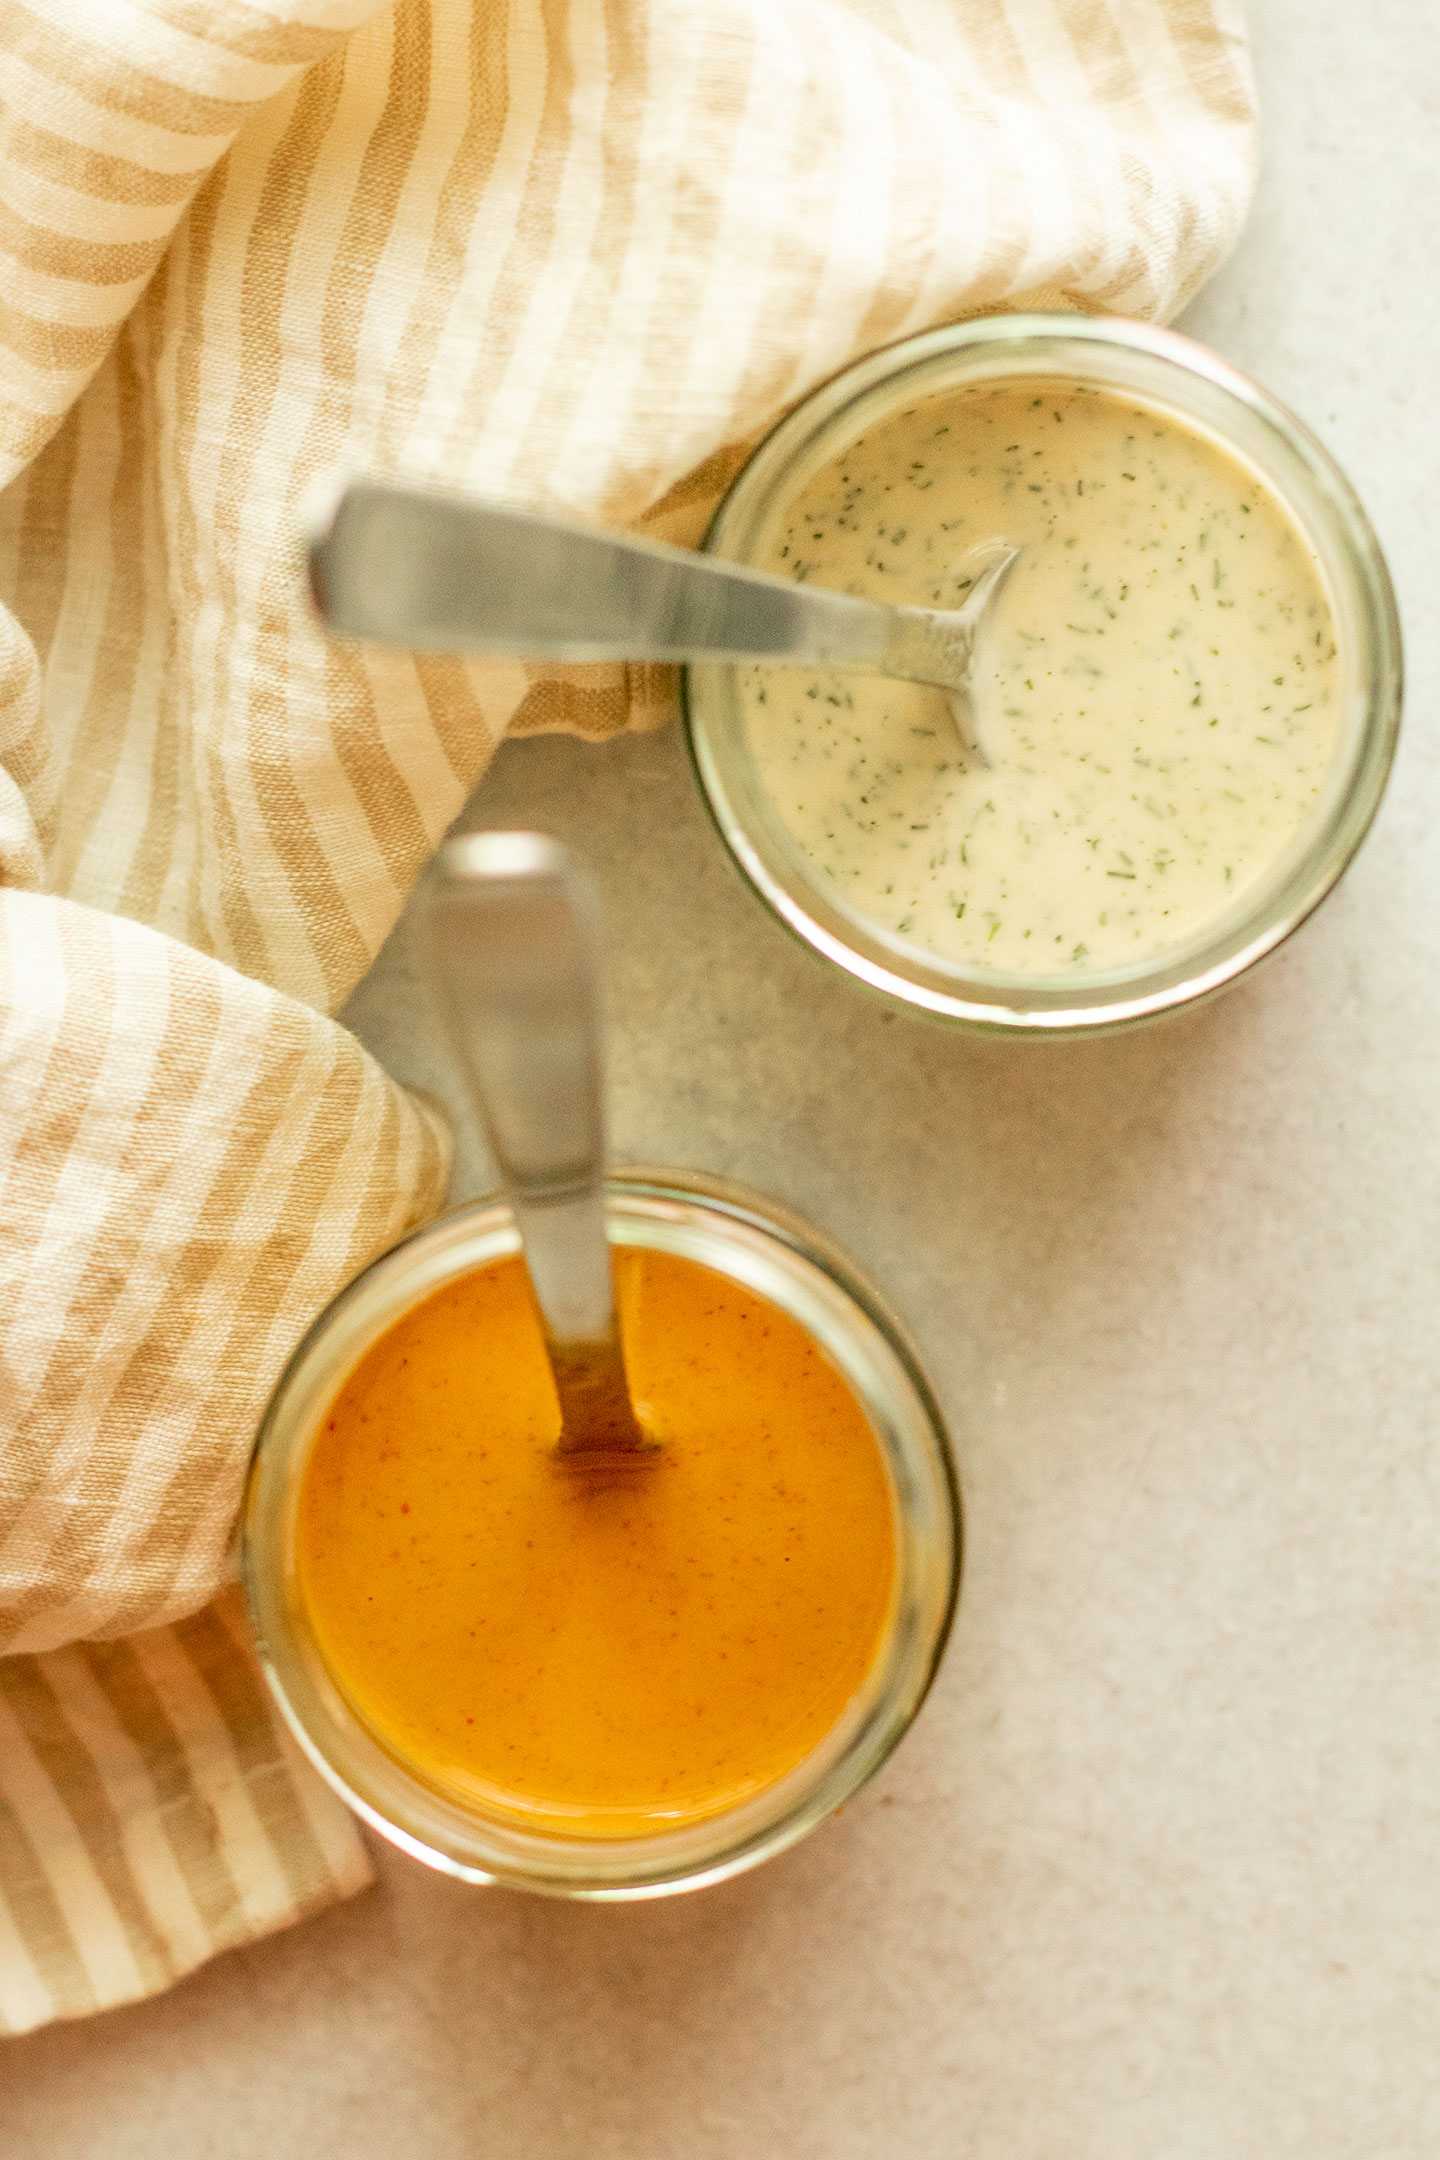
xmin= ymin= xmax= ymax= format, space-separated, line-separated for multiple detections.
xmin=0 ymin=0 xmax=1255 ymax=2031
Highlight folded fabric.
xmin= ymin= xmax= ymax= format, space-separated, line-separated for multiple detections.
xmin=0 ymin=0 xmax=1256 ymax=2030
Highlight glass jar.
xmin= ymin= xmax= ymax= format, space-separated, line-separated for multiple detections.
xmin=683 ymin=313 xmax=1402 ymax=1034
xmin=242 ymin=1167 xmax=959 ymax=1898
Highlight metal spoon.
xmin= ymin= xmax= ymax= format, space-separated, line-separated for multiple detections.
xmin=308 ymin=478 xmax=1018 ymax=763
xmin=421 ymin=830 xmax=651 ymax=1466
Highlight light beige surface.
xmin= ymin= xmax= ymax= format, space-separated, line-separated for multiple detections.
xmin=3 ymin=0 xmax=1438 ymax=2150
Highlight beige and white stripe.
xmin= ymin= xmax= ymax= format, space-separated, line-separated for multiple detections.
xmin=0 ymin=0 xmax=1255 ymax=2030
xmin=0 ymin=1587 xmax=371 ymax=2031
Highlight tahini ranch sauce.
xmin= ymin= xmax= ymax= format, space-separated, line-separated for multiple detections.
xmin=741 ymin=382 xmax=1340 ymax=974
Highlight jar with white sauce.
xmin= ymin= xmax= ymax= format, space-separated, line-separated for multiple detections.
xmin=683 ymin=316 xmax=1401 ymax=1034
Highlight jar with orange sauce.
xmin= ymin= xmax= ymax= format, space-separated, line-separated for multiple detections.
xmin=243 ymin=1168 xmax=959 ymax=1896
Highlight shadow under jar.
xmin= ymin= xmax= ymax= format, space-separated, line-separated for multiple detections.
xmin=683 ymin=314 xmax=1402 ymax=1035
xmin=243 ymin=1169 xmax=959 ymax=1898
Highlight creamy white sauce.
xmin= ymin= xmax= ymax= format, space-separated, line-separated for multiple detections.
xmin=741 ymin=382 xmax=1340 ymax=974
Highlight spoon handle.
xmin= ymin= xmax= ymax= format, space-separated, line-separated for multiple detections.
xmin=422 ymin=832 xmax=646 ymax=1455
xmin=309 ymin=477 xmax=908 ymax=674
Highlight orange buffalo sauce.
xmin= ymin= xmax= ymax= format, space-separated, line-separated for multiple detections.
xmin=296 ymin=1247 xmax=896 ymax=1837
